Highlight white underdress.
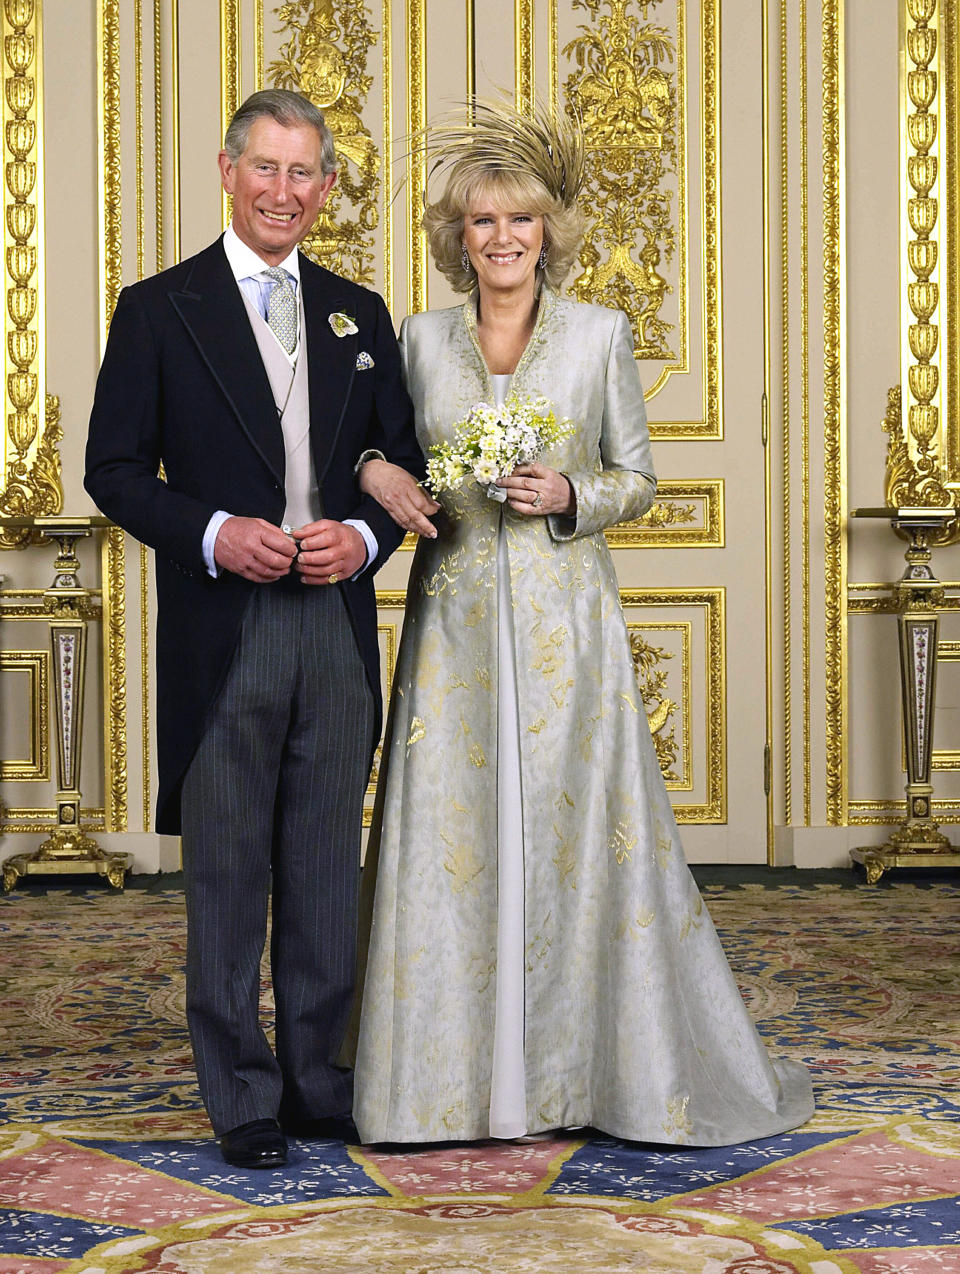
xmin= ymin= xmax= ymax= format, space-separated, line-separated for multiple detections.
xmin=488 ymin=373 xmax=528 ymax=1139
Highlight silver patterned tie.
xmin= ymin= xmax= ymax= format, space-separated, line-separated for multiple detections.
xmin=264 ymin=266 xmax=297 ymax=354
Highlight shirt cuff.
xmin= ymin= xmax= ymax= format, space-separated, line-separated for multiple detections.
xmin=203 ymin=510 xmax=233 ymax=577
xmin=354 ymin=448 xmax=386 ymax=475
xmin=344 ymin=518 xmax=378 ymax=576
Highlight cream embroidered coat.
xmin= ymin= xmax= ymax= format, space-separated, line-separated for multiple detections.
xmin=353 ymin=291 xmax=813 ymax=1145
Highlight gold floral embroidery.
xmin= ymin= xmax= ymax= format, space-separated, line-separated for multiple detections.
xmin=552 ymin=828 xmax=577 ymax=886
xmin=441 ymin=835 xmax=484 ymax=893
xmin=662 ymin=1095 xmax=693 ymax=1141
xmin=407 ymin=717 xmax=426 ymax=747
xmin=610 ymin=819 xmax=637 ymax=865
xmin=528 ymin=716 xmax=547 ymax=735
xmin=468 ymin=744 xmax=487 ymax=768
xmin=616 ymin=907 xmax=656 ymax=940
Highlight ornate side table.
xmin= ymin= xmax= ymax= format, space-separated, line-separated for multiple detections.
xmin=850 ymin=506 xmax=960 ymax=882
xmin=0 ymin=516 xmax=131 ymax=890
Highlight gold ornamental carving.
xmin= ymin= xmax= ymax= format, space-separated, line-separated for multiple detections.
xmin=271 ymin=0 xmax=381 ymax=285
xmin=628 ymin=629 xmax=685 ymax=784
xmin=563 ymin=0 xmax=679 ymax=362
xmin=0 ymin=0 xmax=61 ymax=545
xmin=887 ymin=0 xmax=958 ymax=515
xmin=620 ymin=588 xmax=725 ymax=823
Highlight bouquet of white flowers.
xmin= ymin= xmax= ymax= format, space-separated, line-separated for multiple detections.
xmin=426 ymin=394 xmax=573 ymax=501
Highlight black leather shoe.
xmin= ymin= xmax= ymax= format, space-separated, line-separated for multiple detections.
xmin=219 ymin=1118 xmax=288 ymax=1169
xmin=281 ymin=1112 xmax=359 ymax=1143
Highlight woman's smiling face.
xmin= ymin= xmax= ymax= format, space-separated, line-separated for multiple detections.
xmin=462 ymin=201 xmax=545 ymax=299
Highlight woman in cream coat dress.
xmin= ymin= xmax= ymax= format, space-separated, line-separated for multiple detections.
xmin=353 ymin=105 xmax=813 ymax=1146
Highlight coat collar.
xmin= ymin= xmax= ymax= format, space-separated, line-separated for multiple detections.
xmin=461 ymin=286 xmax=556 ymax=397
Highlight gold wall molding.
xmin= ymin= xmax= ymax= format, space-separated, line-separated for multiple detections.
xmin=799 ymin=0 xmax=811 ymax=826
xmin=849 ymin=798 xmax=960 ymax=825
xmin=220 ymin=0 xmax=241 ymax=229
xmin=946 ymin=0 xmax=958 ymax=484
xmin=515 ymin=0 xmax=534 ymax=114
xmin=407 ymin=0 xmax=426 ymax=314
xmin=98 ymin=0 xmax=122 ymax=353
xmin=98 ymin=4 xmax=128 ymax=832
xmin=779 ymin=0 xmax=792 ymax=826
xmin=0 ymin=648 xmax=48 ymax=781
xmin=822 ymin=0 xmax=846 ymax=824
xmin=620 ymin=587 xmax=726 ymax=823
xmin=1 ymin=807 xmax=105 ymax=833
xmin=0 ymin=0 xmax=60 ymax=544
xmin=101 ymin=526 xmax=127 ymax=832
xmin=604 ymin=478 xmax=723 ymax=548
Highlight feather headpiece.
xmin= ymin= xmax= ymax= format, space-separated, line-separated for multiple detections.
xmin=422 ymin=98 xmax=585 ymax=209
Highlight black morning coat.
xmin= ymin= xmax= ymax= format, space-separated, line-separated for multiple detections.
xmin=84 ymin=236 xmax=425 ymax=834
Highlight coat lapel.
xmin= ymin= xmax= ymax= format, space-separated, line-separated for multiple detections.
xmin=168 ymin=239 xmax=285 ymax=486
xmin=299 ymin=256 xmax=357 ymax=485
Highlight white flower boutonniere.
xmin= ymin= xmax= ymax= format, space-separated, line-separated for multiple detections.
xmin=329 ymin=312 xmax=359 ymax=338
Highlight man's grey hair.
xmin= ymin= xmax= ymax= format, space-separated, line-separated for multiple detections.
xmin=223 ymin=89 xmax=337 ymax=175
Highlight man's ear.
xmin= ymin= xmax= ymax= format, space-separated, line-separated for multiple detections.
xmin=217 ymin=150 xmax=236 ymax=195
xmin=316 ymin=170 xmax=338 ymax=209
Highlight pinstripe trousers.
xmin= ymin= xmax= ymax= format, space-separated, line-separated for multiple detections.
xmin=180 ymin=583 xmax=374 ymax=1135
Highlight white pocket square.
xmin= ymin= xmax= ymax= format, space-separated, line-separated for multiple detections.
xmin=356 ymin=351 xmax=375 ymax=371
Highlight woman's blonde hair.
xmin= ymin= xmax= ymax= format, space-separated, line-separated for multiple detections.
xmin=419 ymin=99 xmax=586 ymax=294
xmin=423 ymin=166 xmax=585 ymax=293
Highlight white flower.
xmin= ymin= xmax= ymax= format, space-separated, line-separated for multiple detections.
xmin=328 ymin=311 xmax=358 ymax=337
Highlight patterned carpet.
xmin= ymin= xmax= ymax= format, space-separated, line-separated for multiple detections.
xmin=1 ymin=876 xmax=958 ymax=1273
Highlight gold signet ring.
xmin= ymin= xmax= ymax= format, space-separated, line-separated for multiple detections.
xmin=329 ymin=573 xmax=339 ymax=584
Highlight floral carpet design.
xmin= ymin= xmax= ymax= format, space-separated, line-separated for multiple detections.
xmin=0 ymin=879 xmax=958 ymax=1272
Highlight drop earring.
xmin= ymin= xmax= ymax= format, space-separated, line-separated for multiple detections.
xmin=461 ymin=244 xmax=471 ymax=273
xmin=538 ymin=244 xmax=549 ymax=270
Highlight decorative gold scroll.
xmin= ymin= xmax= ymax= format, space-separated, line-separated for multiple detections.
xmin=270 ymin=0 xmax=382 ymax=285
xmin=0 ymin=0 xmax=61 ymax=547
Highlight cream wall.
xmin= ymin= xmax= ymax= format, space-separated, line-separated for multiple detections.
xmin=0 ymin=1 xmax=951 ymax=877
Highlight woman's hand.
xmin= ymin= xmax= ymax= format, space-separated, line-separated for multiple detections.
xmin=359 ymin=459 xmax=440 ymax=538
xmin=498 ymin=462 xmax=576 ymax=517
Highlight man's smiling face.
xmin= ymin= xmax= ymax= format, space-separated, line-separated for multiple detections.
xmin=218 ymin=115 xmax=337 ymax=265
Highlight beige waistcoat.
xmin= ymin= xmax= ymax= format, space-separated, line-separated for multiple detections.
xmin=241 ymin=290 xmax=321 ymax=529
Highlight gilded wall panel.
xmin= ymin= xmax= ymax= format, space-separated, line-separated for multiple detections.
xmin=620 ymin=588 xmax=726 ymax=823
xmin=551 ymin=0 xmax=721 ymax=437
xmin=0 ymin=649 xmax=48 ymax=781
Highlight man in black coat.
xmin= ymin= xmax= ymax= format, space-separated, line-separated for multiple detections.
xmin=85 ymin=90 xmax=434 ymax=1168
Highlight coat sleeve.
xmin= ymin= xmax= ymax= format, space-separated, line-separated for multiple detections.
xmin=344 ymin=291 xmax=426 ymax=569
xmin=547 ymin=308 xmax=657 ymax=542
xmin=84 ymin=285 xmax=217 ymax=573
